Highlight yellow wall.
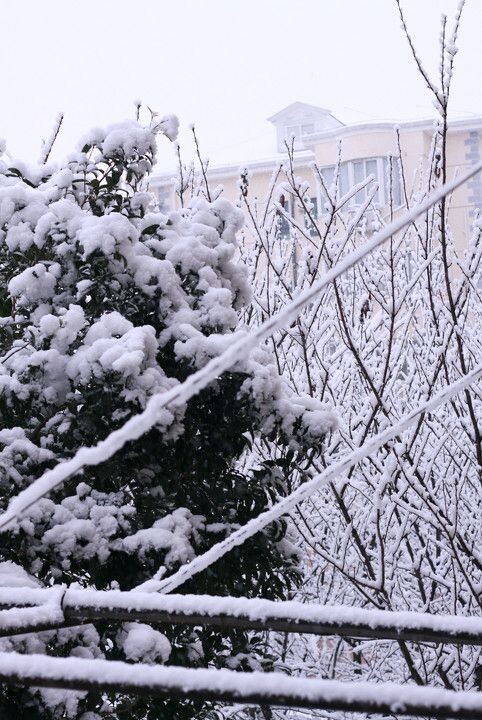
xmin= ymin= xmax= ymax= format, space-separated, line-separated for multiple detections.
xmin=150 ymin=122 xmax=482 ymax=255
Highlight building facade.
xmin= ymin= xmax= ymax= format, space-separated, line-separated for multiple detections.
xmin=150 ymin=102 xmax=482 ymax=253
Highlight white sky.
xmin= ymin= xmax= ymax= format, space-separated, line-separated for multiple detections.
xmin=1 ymin=0 xmax=481 ymax=170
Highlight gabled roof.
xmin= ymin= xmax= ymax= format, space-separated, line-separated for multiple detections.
xmin=267 ymin=102 xmax=336 ymax=124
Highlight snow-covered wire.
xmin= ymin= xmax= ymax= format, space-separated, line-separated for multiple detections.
xmin=0 ymin=586 xmax=480 ymax=645
xmin=0 ymin=651 xmax=481 ymax=718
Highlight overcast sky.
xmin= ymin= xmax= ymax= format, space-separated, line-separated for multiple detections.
xmin=1 ymin=0 xmax=481 ymax=170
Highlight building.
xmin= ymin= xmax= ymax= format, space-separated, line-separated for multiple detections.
xmin=150 ymin=102 xmax=482 ymax=253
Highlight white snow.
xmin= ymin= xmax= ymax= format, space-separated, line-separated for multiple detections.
xmin=0 ymin=651 xmax=480 ymax=716
xmin=154 ymin=114 xmax=180 ymax=142
xmin=120 ymin=623 xmax=171 ymax=663
xmin=0 ymin=561 xmax=39 ymax=589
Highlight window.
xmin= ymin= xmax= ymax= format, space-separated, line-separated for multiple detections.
xmin=285 ymin=123 xmax=315 ymax=142
xmin=352 ymin=158 xmax=380 ymax=204
xmin=318 ymin=157 xmax=402 ymax=209
xmin=157 ymin=186 xmax=170 ymax=212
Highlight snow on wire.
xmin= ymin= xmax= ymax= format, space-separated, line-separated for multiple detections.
xmin=0 ymin=161 xmax=480 ymax=543
xmin=0 ymin=651 xmax=481 ymax=719
xmin=0 ymin=586 xmax=480 ymax=646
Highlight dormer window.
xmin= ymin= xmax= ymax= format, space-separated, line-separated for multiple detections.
xmin=285 ymin=123 xmax=315 ymax=141
xmin=268 ymin=102 xmax=344 ymax=153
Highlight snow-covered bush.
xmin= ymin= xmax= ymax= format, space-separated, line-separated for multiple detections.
xmin=0 ymin=114 xmax=335 ymax=719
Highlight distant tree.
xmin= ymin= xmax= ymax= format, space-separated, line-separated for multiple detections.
xmin=0 ymin=112 xmax=334 ymax=719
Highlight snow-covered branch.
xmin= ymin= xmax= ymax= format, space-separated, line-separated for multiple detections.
xmin=155 ymin=362 xmax=482 ymax=594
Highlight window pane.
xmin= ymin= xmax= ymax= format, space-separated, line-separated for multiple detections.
xmin=286 ymin=125 xmax=299 ymax=138
xmin=353 ymin=161 xmax=364 ymax=182
xmin=321 ymin=166 xmax=335 ymax=188
xmin=366 ymin=159 xmax=377 ymax=176
xmin=392 ymin=158 xmax=402 ymax=205
xmin=301 ymin=124 xmax=314 ymax=135
xmin=339 ymin=163 xmax=349 ymax=198
xmin=320 ymin=166 xmax=335 ymax=208
xmin=158 ymin=186 xmax=170 ymax=212
xmin=366 ymin=159 xmax=379 ymax=202
xmin=353 ymin=161 xmax=364 ymax=204
xmin=392 ymin=158 xmax=402 ymax=206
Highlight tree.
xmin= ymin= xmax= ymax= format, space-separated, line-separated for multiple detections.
xmin=237 ymin=0 xmax=481 ymax=704
xmin=0 ymin=112 xmax=334 ymax=719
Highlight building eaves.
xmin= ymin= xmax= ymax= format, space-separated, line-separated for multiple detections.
xmin=151 ymin=150 xmax=316 ymax=184
xmin=150 ymin=115 xmax=482 ymax=185
xmin=303 ymin=115 xmax=482 ymax=146
xmin=206 ymin=149 xmax=315 ymax=179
